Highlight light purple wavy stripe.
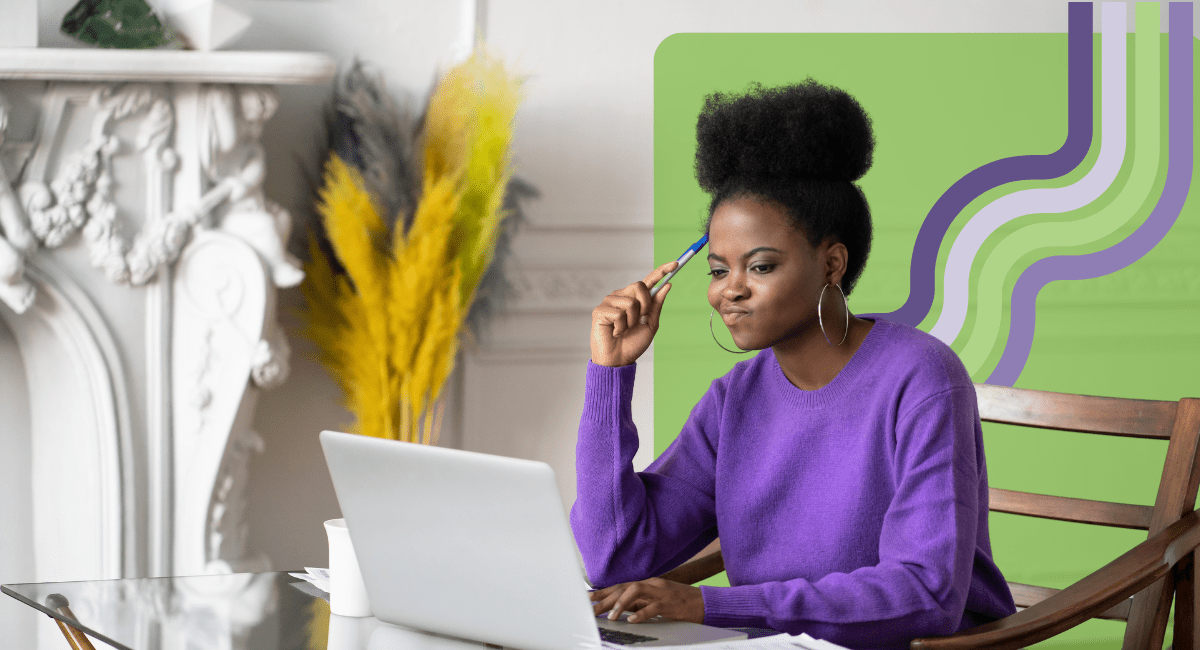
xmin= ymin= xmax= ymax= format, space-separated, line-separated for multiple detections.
xmin=864 ymin=2 xmax=1094 ymax=328
xmin=988 ymin=1 xmax=1193 ymax=387
xmin=929 ymin=2 xmax=1127 ymax=346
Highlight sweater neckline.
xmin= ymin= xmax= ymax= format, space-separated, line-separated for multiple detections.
xmin=767 ymin=317 xmax=885 ymax=410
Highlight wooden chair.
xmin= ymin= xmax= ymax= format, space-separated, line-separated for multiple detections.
xmin=657 ymin=384 xmax=1200 ymax=650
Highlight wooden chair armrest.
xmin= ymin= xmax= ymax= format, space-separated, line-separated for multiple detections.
xmin=658 ymin=550 xmax=725 ymax=585
xmin=912 ymin=509 xmax=1200 ymax=650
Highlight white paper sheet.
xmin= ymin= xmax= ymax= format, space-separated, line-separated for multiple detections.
xmin=287 ymin=567 xmax=331 ymax=594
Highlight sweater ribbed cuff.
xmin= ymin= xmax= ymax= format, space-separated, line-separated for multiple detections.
xmin=700 ymin=585 xmax=771 ymax=629
xmin=582 ymin=360 xmax=637 ymax=427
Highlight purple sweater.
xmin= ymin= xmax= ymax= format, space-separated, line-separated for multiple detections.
xmin=571 ymin=318 xmax=1016 ymax=649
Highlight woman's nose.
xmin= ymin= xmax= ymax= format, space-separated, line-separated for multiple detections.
xmin=722 ymin=273 xmax=748 ymax=300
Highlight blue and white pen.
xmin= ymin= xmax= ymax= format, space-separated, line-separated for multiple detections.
xmin=649 ymin=233 xmax=708 ymax=298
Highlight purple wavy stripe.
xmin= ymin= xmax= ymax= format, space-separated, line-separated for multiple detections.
xmin=864 ymin=2 xmax=1093 ymax=326
xmin=988 ymin=2 xmax=1193 ymax=387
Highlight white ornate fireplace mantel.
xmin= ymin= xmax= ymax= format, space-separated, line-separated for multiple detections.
xmin=0 ymin=49 xmax=335 ymax=598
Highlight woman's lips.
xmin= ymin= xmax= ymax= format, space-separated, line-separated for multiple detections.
xmin=721 ymin=311 xmax=749 ymax=325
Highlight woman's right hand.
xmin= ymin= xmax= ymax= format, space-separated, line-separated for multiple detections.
xmin=590 ymin=261 xmax=678 ymax=367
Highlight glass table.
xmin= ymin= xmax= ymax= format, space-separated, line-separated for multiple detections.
xmin=2 ymin=572 xmax=491 ymax=650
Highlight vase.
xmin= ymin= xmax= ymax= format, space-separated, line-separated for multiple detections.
xmin=156 ymin=0 xmax=251 ymax=51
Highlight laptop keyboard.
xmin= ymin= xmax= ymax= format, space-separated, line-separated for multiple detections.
xmin=598 ymin=628 xmax=660 ymax=645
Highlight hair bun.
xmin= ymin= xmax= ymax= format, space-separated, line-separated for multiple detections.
xmin=694 ymin=79 xmax=875 ymax=192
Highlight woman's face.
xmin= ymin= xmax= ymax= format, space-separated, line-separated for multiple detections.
xmin=706 ymin=195 xmax=837 ymax=351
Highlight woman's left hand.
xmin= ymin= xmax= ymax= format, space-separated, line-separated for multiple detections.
xmin=590 ymin=578 xmax=705 ymax=624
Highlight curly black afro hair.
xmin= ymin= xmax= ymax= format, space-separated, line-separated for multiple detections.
xmin=695 ymin=78 xmax=875 ymax=295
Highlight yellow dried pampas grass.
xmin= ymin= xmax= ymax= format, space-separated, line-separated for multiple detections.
xmin=301 ymin=46 xmax=521 ymax=444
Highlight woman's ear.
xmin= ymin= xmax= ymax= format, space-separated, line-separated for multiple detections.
xmin=822 ymin=240 xmax=849 ymax=287
xmin=816 ymin=239 xmax=844 ymax=285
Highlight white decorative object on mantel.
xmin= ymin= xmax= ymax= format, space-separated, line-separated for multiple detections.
xmin=158 ymin=0 xmax=254 ymax=51
xmin=0 ymin=46 xmax=333 ymax=650
xmin=0 ymin=0 xmax=37 ymax=48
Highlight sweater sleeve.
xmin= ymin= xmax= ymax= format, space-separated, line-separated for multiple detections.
xmin=700 ymin=385 xmax=981 ymax=648
xmin=570 ymin=360 xmax=721 ymax=588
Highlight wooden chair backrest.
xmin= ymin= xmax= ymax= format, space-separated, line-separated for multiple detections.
xmin=975 ymin=383 xmax=1200 ymax=650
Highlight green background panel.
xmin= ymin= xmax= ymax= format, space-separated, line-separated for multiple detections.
xmin=652 ymin=30 xmax=1199 ymax=648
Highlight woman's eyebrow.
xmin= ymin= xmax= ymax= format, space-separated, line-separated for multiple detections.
xmin=706 ymin=246 xmax=785 ymax=263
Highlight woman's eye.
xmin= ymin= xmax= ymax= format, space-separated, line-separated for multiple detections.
xmin=707 ymin=265 xmax=772 ymax=278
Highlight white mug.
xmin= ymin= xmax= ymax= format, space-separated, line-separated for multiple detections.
xmin=325 ymin=518 xmax=372 ymax=617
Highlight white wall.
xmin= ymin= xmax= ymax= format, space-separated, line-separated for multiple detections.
xmin=0 ymin=319 xmax=35 ymax=650
xmin=16 ymin=0 xmax=1154 ymax=575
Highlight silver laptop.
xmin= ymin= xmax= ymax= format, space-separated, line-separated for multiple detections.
xmin=320 ymin=430 xmax=748 ymax=650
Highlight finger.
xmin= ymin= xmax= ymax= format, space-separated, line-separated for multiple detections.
xmin=592 ymin=588 xmax=612 ymax=613
xmin=589 ymin=586 xmax=616 ymax=602
xmin=608 ymin=583 xmax=646 ymax=621
xmin=605 ymin=296 xmax=638 ymax=336
xmin=623 ymin=292 xmax=642 ymax=333
xmin=632 ymin=264 xmax=672 ymax=326
xmin=598 ymin=586 xmax=627 ymax=618
xmin=642 ymin=260 xmax=679 ymax=290
xmin=649 ymin=283 xmax=671 ymax=328
xmin=602 ymin=597 xmax=649 ymax=617
xmin=595 ymin=305 xmax=623 ymax=338
xmin=627 ymin=602 xmax=661 ymax=624
xmin=594 ymin=585 xmax=628 ymax=615
xmin=604 ymin=296 xmax=636 ymax=337
xmin=629 ymin=279 xmax=652 ymax=328
xmin=626 ymin=598 xmax=652 ymax=612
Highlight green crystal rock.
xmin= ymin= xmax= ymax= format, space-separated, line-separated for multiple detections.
xmin=61 ymin=0 xmax=186 ymax=49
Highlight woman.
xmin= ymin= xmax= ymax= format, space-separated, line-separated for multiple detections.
xmin=571 ymin=79 xmax=1016 ymax=649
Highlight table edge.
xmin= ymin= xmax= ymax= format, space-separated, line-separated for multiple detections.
xmin=2 ymin=582 xmax=136 ymax=650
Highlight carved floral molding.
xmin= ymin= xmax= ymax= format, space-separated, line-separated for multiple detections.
xmin=0 ymin=50 xmax=334 ymax=606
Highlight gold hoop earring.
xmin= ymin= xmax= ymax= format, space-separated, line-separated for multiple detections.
xmin=709 ymin=310 xmax=751 ymax=354
xmin=818 ymin=283 xmax=849 ymax=346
